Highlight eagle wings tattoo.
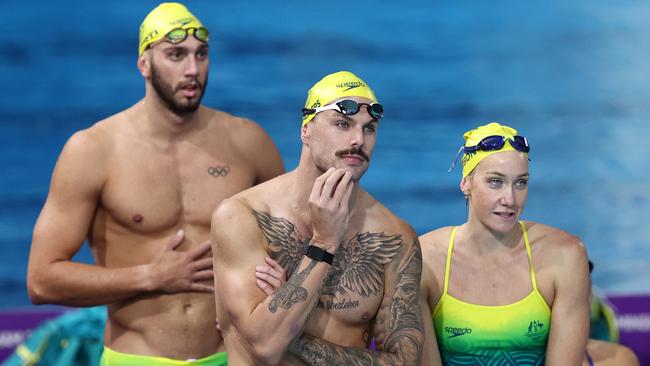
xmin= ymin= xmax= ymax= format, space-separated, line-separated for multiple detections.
xmin=253 ymin=210 xmax=402 ymax=298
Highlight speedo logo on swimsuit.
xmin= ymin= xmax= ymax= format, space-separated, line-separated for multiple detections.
xmin=336 ymin=81 xmax=364 ymax=91
xmin=444 ymin=326 xmax=472 ymax=338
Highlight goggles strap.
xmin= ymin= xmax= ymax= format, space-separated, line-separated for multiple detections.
xmin=447 ymin=146 xmax=465 ymax=173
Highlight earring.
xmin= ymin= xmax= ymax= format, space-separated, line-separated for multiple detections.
xmin=463 ymin=191 xmax=469 ymax=199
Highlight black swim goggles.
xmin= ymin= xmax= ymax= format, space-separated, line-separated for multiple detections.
xmin=463 ymin=135 xmax=530 ymax=154
xmin=302 ymin=99 xmax=384 ymax=120
xmin=448 ymin=135 xmax=530 ymax=172
xmin=164 ymin=27 xmax=210 ymax=44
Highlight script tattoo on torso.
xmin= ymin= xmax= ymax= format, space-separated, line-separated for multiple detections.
xmin=253 ymin=210 xmax=402 ymax=306
xmin=287 ymin=239 xmax=426 ymax=365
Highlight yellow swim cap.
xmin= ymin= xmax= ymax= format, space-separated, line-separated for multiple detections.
xmin=461 ymin=122 xmax=528 ymax=177
xmin=302 ymin=71 xmax=378 ymax=126
xmin=138 ymin=3 xmax=206 ymax=56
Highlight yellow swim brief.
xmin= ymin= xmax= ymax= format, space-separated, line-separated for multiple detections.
xmin=100 ymin=346 xmax=227 ymax=365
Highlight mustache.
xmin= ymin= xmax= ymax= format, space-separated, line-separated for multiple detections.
xmin=335 ymin=147 xmax=370 ymax=162
xmin=176 ymin=78 xmax=203 ymax=92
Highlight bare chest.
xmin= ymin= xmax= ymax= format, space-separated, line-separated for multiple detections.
xmin=255 ymin=210 xmax=403 ymax=325
xmin=311 ymin=278 xmax=383 ymax=326
xmin=447 ymin=251 xmax=536 ymax=305
xmin=101 ymin=142 xmax=256 ymax=232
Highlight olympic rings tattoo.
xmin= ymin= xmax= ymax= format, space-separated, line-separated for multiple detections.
xmin=208 ymin=165 xmax=230 ymax=177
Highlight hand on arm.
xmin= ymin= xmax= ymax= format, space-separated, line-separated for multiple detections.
xmin=288 ymin=235 xmax=427 ymax=366
xmin=255 ymin=257 xmax=287 ymax=296
xmin=215 ymin=257 xmax=285 ymax=331
xmin=212 ymin=201 xmax=330 ymax=365
xmin=212 ymin=168 xmax=353 ymax=365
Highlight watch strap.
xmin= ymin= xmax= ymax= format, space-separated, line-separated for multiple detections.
xmin=305 ymin=244 xmax=334 ymax=265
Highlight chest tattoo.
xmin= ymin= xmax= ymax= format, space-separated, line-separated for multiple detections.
xmin=253 ymin=210 xmax=402 ymax=301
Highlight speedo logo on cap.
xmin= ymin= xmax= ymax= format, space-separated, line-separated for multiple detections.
xmin=171 ymin=17 xmax=194 ymax=26
xmin=336 ymin=81 xmax=365 ymax=91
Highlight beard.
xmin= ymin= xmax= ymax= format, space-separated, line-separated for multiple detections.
xmin=150 ymin=60 xmax=208 ymax=116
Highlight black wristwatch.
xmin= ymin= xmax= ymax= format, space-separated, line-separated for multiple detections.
xmin=305 ymin=245 xmax=334 ymax=265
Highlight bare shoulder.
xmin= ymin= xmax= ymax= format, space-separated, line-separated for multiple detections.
xmin=419 ymin=226 xmax=455 ymax=253
xmin=53 ymin=111 xmax=130 ymax=178
xmin=203 ymin=107 xmax=274 ymax=146
xmin=417 ymin=226 xmax=454 ymax=301
xmin=63 ymin=115 xmax=116 ymax=156
xmin=524 ymin=221 xmax=587 ymax=263
xmin=211 ymin=195 xmax=264 ymax=252
xmin=524 ymin=221 xmax=582 ymax=244
xmin=212 ymin=195 xmax=252 ymax=224
xmin=362 ymin=194 xmax=417 ymax=242
xmin=524 ymin=222 xmax=590 ymax=297
xmin=212 ymin=194 xmax=266 ymax=231
xmin=418 ymin=226 xmax=454 ymax=281
xmin=229 ymin=171 xmax=291 ymax=203
xmin=361 ymin=195 xmax=430 ymax=267
xmin=67 ymin=104 xmax=143 ymax=148
xmin=212 ymin=173 xmax=290 ymax=223
xmin=202 ymin=107 xmax=284 ymax=180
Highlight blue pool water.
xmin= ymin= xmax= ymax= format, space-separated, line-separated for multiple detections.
xmin=1 ymin=0 xmax=650 ymax=307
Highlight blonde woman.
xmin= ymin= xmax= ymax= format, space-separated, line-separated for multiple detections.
xmin=419 ymin=122 xmax=590 ymax=365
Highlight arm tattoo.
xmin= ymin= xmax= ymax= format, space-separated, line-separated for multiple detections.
xmin=253 ymin=210 xmax=402 ymax=300
xmin=268 ymin=260 xmax=317 ymax=313
xmin=253 ymin=210 xmax=311 ymax=278
xmin=382 ymin=242 xmax=424 ymax=363
xmin=289 ymin=240 xmax=425 ymax=365
xmin=289 ymin=334 xmax=376 ymax=365
xmin=253 ymin=210 xmax=424 ymax=363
